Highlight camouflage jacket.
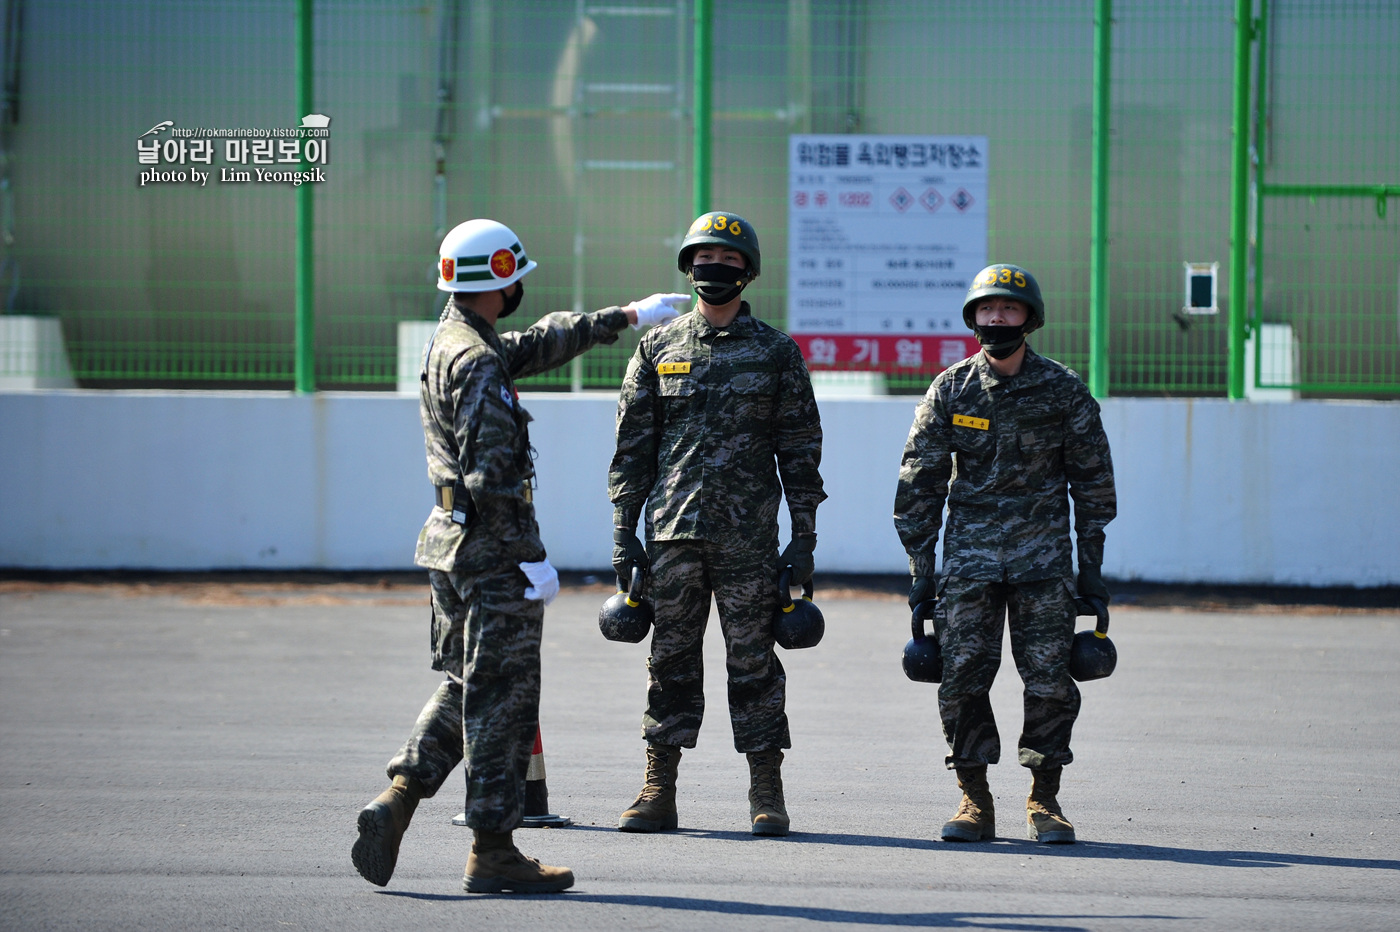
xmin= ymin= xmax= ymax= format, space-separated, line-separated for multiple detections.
xmin=415 ymin=300 xmax=629 ymax=574
xmin=609 ymin=303 xmax=826 ymax=547
xmin=893 ymin=346 xmax=1116 ymax=582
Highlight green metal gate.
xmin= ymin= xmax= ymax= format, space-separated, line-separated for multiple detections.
xmin=1247 ymin=0 xmax=1399 ymax=396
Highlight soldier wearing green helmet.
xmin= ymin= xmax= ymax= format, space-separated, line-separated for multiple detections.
xmin=961 ymin=263 xmax=1045 ymax=330
xmin=675 ymin=210 xmax=762 ymax=284
xmin=894 ymin=262 xmax=1117 ymax=847
xmin=608 ymin=210 xmax=826 ymax=838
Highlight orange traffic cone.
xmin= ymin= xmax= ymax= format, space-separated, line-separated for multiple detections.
xmin=453 ymin=725 xmax=572 ymax=828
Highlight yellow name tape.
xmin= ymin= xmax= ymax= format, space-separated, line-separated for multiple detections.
xmin=953 ymin=414 xmax=990 ymax=431
xmin=657 ymin=362 xmax=691 ymax=375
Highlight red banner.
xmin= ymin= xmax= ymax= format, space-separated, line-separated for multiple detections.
xmin=794 ymin=334 xmax=979 ymax=372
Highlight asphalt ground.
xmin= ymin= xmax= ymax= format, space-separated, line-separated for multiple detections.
xmin=1 ymin=576 xmax=1397 ymax=932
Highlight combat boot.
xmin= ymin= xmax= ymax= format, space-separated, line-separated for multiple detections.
xmin=940 ymin=765 xmax=995 ymax=842
xmin=1026 ymin=766 xmax=1076 ymax=844
xmin=351 ymin=774 xmax=426 ymax=886
xmin=747 ymin=749 xmax=790 ymax=836
xmin=462 ymin=830 xmax=574 ymax=893
xmin=618 ymin=743 xmax=682 ymax=832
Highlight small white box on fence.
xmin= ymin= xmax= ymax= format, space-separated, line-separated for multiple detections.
xmin=1183 ymin=261 xmax=1219 ymax=315
xmin=0 ymin=316 xmax=77 ymax=390
xmin=396 ymin=320 xmax=439 ymax=395
xmin=1245 ymin=322 xmax=1299 ymax=402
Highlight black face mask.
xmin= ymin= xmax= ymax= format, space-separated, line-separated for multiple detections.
xmin=689 ymin=262 xmax=748 ymax=306
xmin=974 ymin=324 xmax=1025 ymax=360
xmin=499 ymin=281 xmax=524 ymax=319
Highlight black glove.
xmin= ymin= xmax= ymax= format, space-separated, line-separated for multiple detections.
xmin=779 ymin=535 xmax=817 ymax=585
xmin=909 ymin=574 xmax=937 ymax=611
xmin=1077 ymin=563 xmax=1111 ymax=605
xmin=612 ymin=526 xmax=648 ymax=583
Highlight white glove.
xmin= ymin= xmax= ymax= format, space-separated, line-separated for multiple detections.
xmin=630 ymin=293 xmax=690 ymax=329
xmin=519 ymin=559 xmax=560 ymax=605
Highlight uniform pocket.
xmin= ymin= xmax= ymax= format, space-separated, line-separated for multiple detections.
xmin=429 ymin=577 xmax=467 ymax=677
xmin=1018 ymin=422 xmax=1064 ymax=452
xmin=731 ymin=370 xmax=778 ymax=421
xmin=731 ymin=370 xmax=779 ymax=395
xmin=1018 ymin=421 xmax=1065 ymax=484
xmin=658 ymin=375 xmax=701 ymax=423
xmin=951 ymin=416 xmax=994 ymax=456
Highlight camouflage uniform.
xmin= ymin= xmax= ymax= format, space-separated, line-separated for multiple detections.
xmin=387 ymin=299 xmax=629 ymax=833
xmin=609 ymin=303 xmax=825 ymax=752
xmin=893 ymin=346 xmax=1115 ymax=770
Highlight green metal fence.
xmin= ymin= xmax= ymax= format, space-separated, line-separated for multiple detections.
xmin=0 ymin=1 xmax=1394 ymax=396
xmin=1250 ymin=0 xmax=1400 ymax=396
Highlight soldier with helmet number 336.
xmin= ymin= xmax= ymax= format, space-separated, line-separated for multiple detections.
xmin=608 ymin=210 xmax=827 ymax=840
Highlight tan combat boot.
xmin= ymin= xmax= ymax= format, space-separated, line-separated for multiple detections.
xmin=747 ymin=749 xmax=790 ymax=836
xmin=618 ymin=743 xmax=682 ymax=832
xmin=352 ymin=774 xmax=426 ymax=886
xmin=940 ymin=765 xmax=995 ymax=841
xmin=463 ymin=830 xmax=574 ymax=893
xmin=1027 ymin=766 xmax=1076 ymax=844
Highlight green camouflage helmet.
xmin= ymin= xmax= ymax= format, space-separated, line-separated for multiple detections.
xmin=962 ymin=263 xmax=1045 ymax=332
xmin=677 ymin=211 xmax=761 ymax=279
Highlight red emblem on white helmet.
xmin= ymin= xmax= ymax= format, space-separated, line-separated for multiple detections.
xmin=490 ymin=248 xmax=517 ymax=279
xmin=436 ymin=219 xmax=537 ymax=293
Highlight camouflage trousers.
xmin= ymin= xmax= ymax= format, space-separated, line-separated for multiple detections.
xmin=385 ymin=566 xmax=542 ymax=833
xmin=641 ymin=537 xmax=791 ymax=753
xmin=936 ymin=575 xmax=1080 ymax=771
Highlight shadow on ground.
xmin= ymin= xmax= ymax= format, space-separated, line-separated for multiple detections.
xmin=783 ymin=831 xmax=1400 ymax=872
xmin=377 ymin=889 xmax=1184 ymax=929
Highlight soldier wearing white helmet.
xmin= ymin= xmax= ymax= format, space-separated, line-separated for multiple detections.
xmin=352 ymin=219 xmax=686 ymax=893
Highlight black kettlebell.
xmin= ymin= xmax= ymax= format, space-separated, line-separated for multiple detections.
xmin=598 ymin=565 xmax=653 ymax=643
xmin=773 ymin=568 xmax=824 ymax=649
xmin=902 ymin=599 xmax=942 ymax=683
xmin=1069 ymin=595 xmax=1115 ymax=682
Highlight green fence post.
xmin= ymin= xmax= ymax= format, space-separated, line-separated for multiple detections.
xmin=1251 ymin=0 xmax=1268 ymax=392
xmin=1253 ymin=0 xmax=1270 ymax=179
xmin=692 ymin=0 xmax=712 ymax=218
xmin=1088 ymin=0 xmax=1111 ymax=399
xmin=295 ymin=0 xmax=315 ymax=394
xmin=1227 ymin=0 xmax=1253 ymax=400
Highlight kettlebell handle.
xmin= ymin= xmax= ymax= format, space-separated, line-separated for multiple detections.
xmin=910 ymin=598 xmax=937 ymax=642
xmin=617 ymin=564 xmax=646 ymax=608
xmin=776 ymin=568 xmax=816 ymax=613
xmin=1074 ymin=595 xmax=1110 ymax=637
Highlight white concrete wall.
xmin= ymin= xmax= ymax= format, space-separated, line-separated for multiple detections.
xmin=1 ymin=391 xmax=1397 ymax=587
xmin=0 ymin=392 xmax=426 ymax=570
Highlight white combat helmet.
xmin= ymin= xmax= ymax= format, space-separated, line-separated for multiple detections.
xmin=436 ymin=219 xmax=538 ymax=293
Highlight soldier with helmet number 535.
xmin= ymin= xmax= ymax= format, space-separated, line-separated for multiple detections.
xmin=894 ymin=263 xmax=1116 ymax=847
